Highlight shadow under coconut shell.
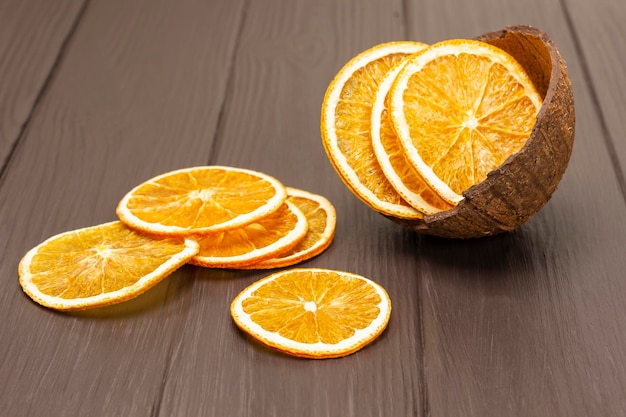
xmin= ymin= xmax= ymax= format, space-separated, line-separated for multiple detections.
xmin=417 ymin=229 xmax=533 ymax=273
xmin=408 ymin=228 xmax=545 ymax=299
xmin=413 ymin=223 xmax=559 ymax=298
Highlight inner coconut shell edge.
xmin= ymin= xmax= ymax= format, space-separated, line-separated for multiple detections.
xmin=388 ymin=25 xmax=576 ymax=239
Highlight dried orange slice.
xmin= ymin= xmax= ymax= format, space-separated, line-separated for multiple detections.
xmin=189 ymin=200 xmax=308 ymax=268
xmin=18 ymin=221 xmax=199 ymax=311
xmin=117 ymin=166 xmax=287 ymax=236
xmin=390 ymin=39 xmax=543 ymax=203
xmin=371 ymin=61 xmax=454 ymax=215
xmin=321 ymin=41 xmax=427 ymax=219
xmin=231 ymin=268 xmax=391 ymax=358
xmin=242 ymin=187 xmax=336 ymax=269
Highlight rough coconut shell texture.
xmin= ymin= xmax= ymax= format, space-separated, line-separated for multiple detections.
xmin=390 ymin=25 xmax=575 ymax=238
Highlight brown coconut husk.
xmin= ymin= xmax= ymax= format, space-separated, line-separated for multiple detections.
xmin=388 ymin=25 xmax=575 ymax=239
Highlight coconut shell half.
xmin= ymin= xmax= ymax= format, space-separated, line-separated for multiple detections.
xmin=388 ymin=25 xmax=575 ymax=239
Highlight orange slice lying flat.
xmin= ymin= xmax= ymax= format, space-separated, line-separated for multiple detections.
xmin=19 ymin=221 xmax=199 ymax=311
xmin=117 ymin=166 xmax=287 ymax=236
xmin=231 ymin=268 xmax=391 ymax=358
xmin=242 ymin=187 xmax=336 ymax=269
xmin=189 ymin=200 xmax=308 ymax=268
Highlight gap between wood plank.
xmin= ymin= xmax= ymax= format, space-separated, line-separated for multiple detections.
xmin=415 ymin=237 xmax=431 ymax=417
xmin=402 ymin=0 xmax=430 ymax=414
xmin=206 ymin=0 xmax=251 ymax=166
xmin=0 ymin=0 xmax=91 ymax=186
xmin=150 ymin=280 xmax=186 ymax=417
xmin=148 ymin=2 xmax=251 ymax=416
xmin=560 ymin=0 xmax=626 ymax=207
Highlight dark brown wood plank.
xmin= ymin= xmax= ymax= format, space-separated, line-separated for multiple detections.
xmin=0 ymin=0 xmax=245 ymax=415
xmin=405 ymin=1 xmax=626 ymax=415
xmin=564 ymin=0 xmax=626 ymax=191
xmin=2 ymin=0 xmax=625 ymax=415
xmin=0 ymin=0 xmax=85 ymax=166
xmin=158 ymin=0 xmax=427 ymax=416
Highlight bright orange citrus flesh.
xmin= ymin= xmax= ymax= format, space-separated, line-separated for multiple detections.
xmin=19 ymin=221 xmax=199 ymax=311
xmin=117 ymin=166 xmax=287 ymax=236
xmin=321 ymin=42 xmax=428 ymax=219
xmin=242 ymin=187 xmax=336 ymax=269
xmin=189 ymin=200 xmax=308 ymax=268
xmin=231 ymin=268 xmax=391 ymax=358
xmin=371 ymin=62 xmax=454 ymax=214
xmin=390 ymin=39 xmax=543 ymax=202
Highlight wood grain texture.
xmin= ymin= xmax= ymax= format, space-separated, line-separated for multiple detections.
xmin=0 ymin=0 xmax=85 ymax=166
xmin=563 ymin=0 xmax=626 ymax=193
xmin=405 ymin=0 xmax=626 ymax=415
xmin=158 ymin=1 xmax=426 ymax=416
xmin=0 ymin=0 xmax=245 ymax=415
xmin=1 ymin=0 xmax=626 ymax=416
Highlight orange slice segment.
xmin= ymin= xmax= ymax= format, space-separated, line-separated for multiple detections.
xmin=18 ymin=221 xmax=199 ymax=311
xmin=389 ymin=39 xmax=543 ymax=203
xmin=189 ymin=200 xmax=308 ymax=268
xmin=117 ymin=166 xmax=287 ymax=236
xmin=321 ymin=41 xmax=428 ymax=219
xmin=371 ymin=60 xmax=454 ymax=214
xmin=242 ymin=187 xmax=336 ymax=269
xmin=231 ymin=268 xmax=391 ymax=358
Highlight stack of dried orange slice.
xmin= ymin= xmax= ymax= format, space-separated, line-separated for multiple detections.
xmin=321 ymin=38 xmax=543 ymax=219
xmin=19 ymin=166 xmax=337 ymax=311
xmin=116 ymin=166 xmax=337 ymax=270
xmin=19 ymin=165 xmax=392 ymax=358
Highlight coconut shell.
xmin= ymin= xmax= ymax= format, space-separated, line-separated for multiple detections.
xmin=388 ymin=25 xmax=575 ymax=239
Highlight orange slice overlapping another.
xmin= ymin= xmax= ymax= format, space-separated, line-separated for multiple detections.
xmin=320 ymin=41 xmax=428 ymax=220
xmin=190 ymin=200 xmax=308 ymax=269
xmin=117 ymin=166 xmax=287 ymax=236
xmin=371 ymin=61 xmax=454 ymax=214
xmin=243 ymin=187 xmax=336 ymax=269
xmin=389 ymin=39 xmax=543 ymax=203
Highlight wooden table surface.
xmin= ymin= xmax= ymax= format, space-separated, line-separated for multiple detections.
xmin=2 ymin=0 xmax=625 ymax=416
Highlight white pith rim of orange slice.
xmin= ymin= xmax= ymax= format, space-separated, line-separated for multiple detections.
xmin=242 ymin=187 xmax=336 ymax=269
xmin=321 ymin=42 xmax=427 ymax=220
xmin=370 ymin=60 xmax=445 ymax=215
xmin=230 ymin=268 xmax=391 ymax=358
xmin=117 ymin=166 xmax=287 ymax=236
xmin=390 ymin=40 xmax=543 ymax=203
xmin=18 ymin=221 xmax=199 ymax=310
xmin=189 ymin=200 xmax=309 ymax=268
